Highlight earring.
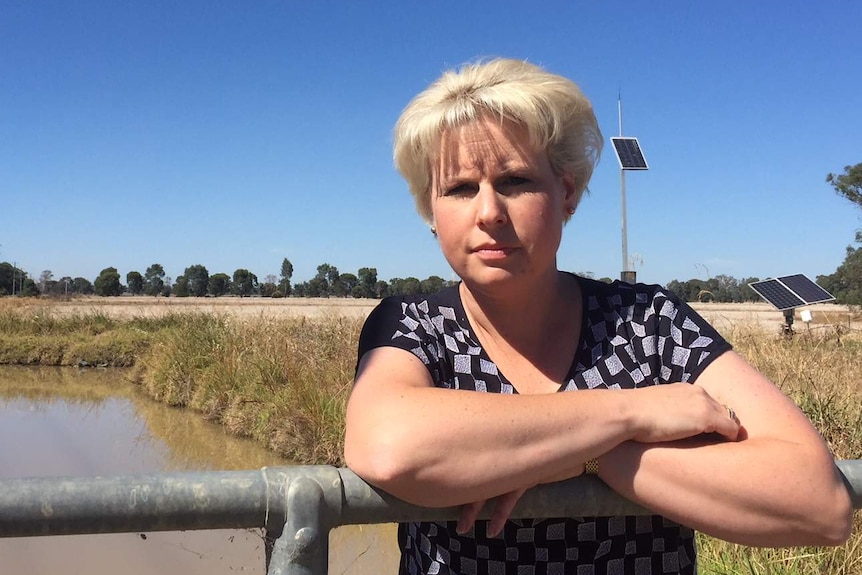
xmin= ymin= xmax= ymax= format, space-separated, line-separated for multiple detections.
xmin=430 ymin=225 xmax=437 ymax=235
xmin=566 ymin=207 xmax=575 ymax=215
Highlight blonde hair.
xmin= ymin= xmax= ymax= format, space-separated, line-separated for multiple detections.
xmin=393 ymin=58 xmax=603 ymax=223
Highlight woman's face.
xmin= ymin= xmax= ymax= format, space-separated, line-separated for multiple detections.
xmin=430 ymin=118 xmax=576 ymax=291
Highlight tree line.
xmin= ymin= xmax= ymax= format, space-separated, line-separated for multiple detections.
xmin=0 ymin=260 xmax=766 ymax=304
xmin=3 ymin=162 xmax=861 ymax=303
xmin=0 ymin=259 xmax=457 ymax=300
xmin=817 ymin=162 xmax=862 ymax=305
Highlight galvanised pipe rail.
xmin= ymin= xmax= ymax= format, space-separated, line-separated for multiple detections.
xmin=0 ymin=461 xmax=859 ymax=574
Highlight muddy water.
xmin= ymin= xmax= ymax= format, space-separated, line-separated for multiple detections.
xmin=0 ymin=366 xmax=398 ymax=574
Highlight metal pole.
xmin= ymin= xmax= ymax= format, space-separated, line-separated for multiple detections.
xmin=618 ymin=96 xmax=629 ymax=281
xmin=268 ymin=476 xmax=329 ymax=575
xmin=621 ymin=170 xmax=628 ymax=277
xmin=1 ymin=463 xmax=861 ymax=575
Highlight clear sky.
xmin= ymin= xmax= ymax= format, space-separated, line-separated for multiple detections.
xmin=2 ymin=1 xmax=860 ymax=287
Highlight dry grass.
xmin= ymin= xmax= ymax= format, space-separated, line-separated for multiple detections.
xmin=697 ymin=324 xmax=862 ymax=574
xmin=133 ymin=311 xmax=362 ymax=465
xmin=2 ymin=296 xmax=860 ymax=572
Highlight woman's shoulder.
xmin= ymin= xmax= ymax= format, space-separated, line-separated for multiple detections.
xmin=576 ymin=275 xmax=678 ymax=309
xmin=359 ymin=284 xmax=464 ymax=360
xmin=373 ymin=284 xmax=462 ymax=320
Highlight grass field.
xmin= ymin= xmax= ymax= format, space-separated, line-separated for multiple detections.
xmin=1 ymin=295 xmax=860 ymax=573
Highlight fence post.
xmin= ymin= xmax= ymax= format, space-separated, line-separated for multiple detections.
xmin=267 ymin=475 xmax=329 ymax=575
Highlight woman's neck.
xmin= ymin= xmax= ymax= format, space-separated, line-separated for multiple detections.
xmin=459 ymin=271 xmax=579 ymax=348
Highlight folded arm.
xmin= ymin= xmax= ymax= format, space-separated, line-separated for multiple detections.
xmin=345 ymin=345 xmax=739 ymax=508
xmin=597 ymin=350 xmax=853 ymax=547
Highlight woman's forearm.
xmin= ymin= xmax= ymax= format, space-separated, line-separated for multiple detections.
xmin=598 ymin=437 xmax=852 ymax=547
xmin=346 ymin=385 xmax=634 ymax=506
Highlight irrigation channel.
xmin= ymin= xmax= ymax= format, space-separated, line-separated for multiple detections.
xmin=0 ymin=366 xmax=399 ymax=575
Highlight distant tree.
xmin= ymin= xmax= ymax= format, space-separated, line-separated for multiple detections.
xmin=312 ymin=263 xmax=339 ymax=296
xmin=597 ymin=277 xmax=614 ymax=284
xmin=145 ymin=264 xmax=166 ymax=296
xmin=94 ymin=267 xmax=122 ymax=296
xmin=828 ymin=163 xmax=862 ymax=241
xmin=161 ymin=277 xmax=173 ymax=297
xmin=260 ymin=282 xmax=278 ymax=297
xmin=173 ymin=275 xmax=190 ymax=297
xmin=37 ymin=271 xmax=64 ymax=296
xmin=818 ymin=246 xmax=862 ymax=305
xmin=709 ymin=274 xmax=740 ymax=302
xmin=665 ymin=279 xmax=710 ymax=302
xmin=208 ymin=273 xmax=231 ymax=297
xmin=0 ymin=262 xmax=29 ymax=295
xmin=232 ymin=269 xmax=258 ymax=297
xmin=183 ymin=264 xmax=209 ymax=297
xmin=20 ymin=278 xmax=40 ymax=297
xmin=420 ymin=275 xmax=447 ymax=294
xmin=827 ymin=163 xmax=862 ymax=212
xmin=389 ymin=277 xmax=421 ymax=296
xmin=72 ymin=277 xmax=94 ymax=295
xmin=337 ymin=273 xmax=358 ymax=297
xmin=355 ymin=267 xmax=377 ymax=298
xmin=38 ymin=270 xmax=53 ymax=293
xmin=665 ymin=276 xmax=763 ymax=303
xmin=739 ymin=277 xmax=761 ymax=302
xmin=665 ymin=279 xmax=684 ymax=299
xmin=373 ymin=280 xmax=390 ymax=298
xmin=279 ymin=258 xmax=294 ymax=296
xmin=305 ymin=277 xmax=328 ymax=297
xmin=126 ymin=271 xmax=144 ymax=295
xmin=56 ymin=276 xmax=73 ymax=296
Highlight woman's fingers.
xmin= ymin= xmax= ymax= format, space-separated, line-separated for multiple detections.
xmin=457 ymin=488 xmax=529 ymax=537
xmin=457 ymin=499 xmax=485 ymax=534
xmin=631 ymin=383 xmax=742 ymax=443
xmin=488 ymin=488 xmax=528 ymax=537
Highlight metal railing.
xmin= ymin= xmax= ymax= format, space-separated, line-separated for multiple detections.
xmin=1 ymin=461 xmax=860 ymax=575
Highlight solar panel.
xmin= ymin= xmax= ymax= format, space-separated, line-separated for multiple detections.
xmin=611 ymin=137 xmax=649 ymax=170
xmin=749 ymin=274 xmax=835 ymax=311
xmin=777 ymin=274 xmax=835 ymax=304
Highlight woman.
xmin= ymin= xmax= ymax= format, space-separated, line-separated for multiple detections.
xmin=344 ymin=58 xmax=851 ymax=574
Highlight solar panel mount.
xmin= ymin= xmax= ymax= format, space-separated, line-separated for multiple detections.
xmin=611 ymin=137 xmax=649 ymax=170
xmin=749 ymin=274 xmax=835 ymax=311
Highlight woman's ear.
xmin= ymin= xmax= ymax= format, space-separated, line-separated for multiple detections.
xmin=560 ymin=172 xmax=578 ymax=214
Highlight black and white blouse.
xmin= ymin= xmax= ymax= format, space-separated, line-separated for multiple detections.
xmin=357 ymin=275 xmax=732 ymax=575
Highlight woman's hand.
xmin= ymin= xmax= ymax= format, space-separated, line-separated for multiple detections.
xmin=456 ymin=463 xmax=587 ymax=536
xmin=627 ymin=382 xmax=741 ymax=443
xmin=457 ymin=488 xmax=527 ymax=538
xmin=454 ymin=382 xmax=743 ymax=537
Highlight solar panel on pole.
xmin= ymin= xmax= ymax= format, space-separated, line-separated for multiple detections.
xmin=749 ymin=274 xmax=835 ymax=311
xmin=777 ymin=274 xmax=835 ymax=305
xmin=611 ymin=137 xmax=649 ymax=170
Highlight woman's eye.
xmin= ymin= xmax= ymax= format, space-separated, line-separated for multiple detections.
xmin=444 ymin=183 xmax=475 ymax=196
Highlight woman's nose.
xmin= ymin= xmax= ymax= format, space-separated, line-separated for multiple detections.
xmin=476 ymin=185 xmax=508 ymax=227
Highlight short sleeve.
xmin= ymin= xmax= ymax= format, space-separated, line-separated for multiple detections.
xmin=652 ymin=288 xmax=732 ymax=383
xmin=356 ymin=295 xmax=446 ymax=382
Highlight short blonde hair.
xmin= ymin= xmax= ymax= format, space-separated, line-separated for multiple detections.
xmin=393 ymin=58 xmax=603 ymax=223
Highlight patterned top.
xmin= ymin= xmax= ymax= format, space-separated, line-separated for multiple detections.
xmin=357 ymin=275 xmax=732 ymax=575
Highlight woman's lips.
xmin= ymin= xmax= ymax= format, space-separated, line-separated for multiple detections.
xmin=473 ymin=246 xmax=516 ymax=260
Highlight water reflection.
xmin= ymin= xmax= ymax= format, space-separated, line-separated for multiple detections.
xmin=0 ymin=366 xmax=398 ymax=574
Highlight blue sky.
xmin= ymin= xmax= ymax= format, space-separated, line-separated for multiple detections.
xmin=2 ymin=1 xmax=860 ymax=287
